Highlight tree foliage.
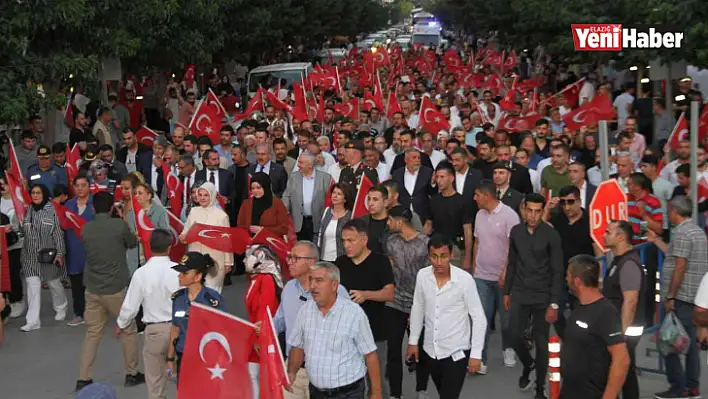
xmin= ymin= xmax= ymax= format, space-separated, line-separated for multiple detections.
xmin=0 ymin=0 xmax=387 ymax=125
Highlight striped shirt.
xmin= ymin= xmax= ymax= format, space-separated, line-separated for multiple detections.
xmin=627 ymin=193 xmax=663 ymax=244
xmin=288 ymin=294 xmax=377 ymax=389
xmin=662 ymin=219 xmax=708 ymax=303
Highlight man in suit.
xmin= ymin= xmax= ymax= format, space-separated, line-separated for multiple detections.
xmin=391 ymin=148 xmax=434 ymax=223
xmin=389 ymin=130 xmax=434 ymax=173
xmin=273 ymin=138 xmax=296 ymax=176
xmin=281 ymin=152 xmax=332 ymax=241
xmin=196 ymin=149 xmax=234 ymax=200
xmin=115 ymin=128 xmax=152 ymax=177
xmin=568 ymin=161 xmax=597 ymax=209
xmin=493 ymin=161 xmax=524 ymax=215
xmin=98 ymin=144 xmax=129 ymax=182
xmin=248 ymin=143 xmax=288 ymax=198
xmin=288 ymin=130 xmax=311 ymax=159
xmin=449 ymin=147 xmax=483 ymax=217
xmin=338 ymin=141 xmax=379 ymax=197
xmin=495 ymin=144 xmax=534 ymax=194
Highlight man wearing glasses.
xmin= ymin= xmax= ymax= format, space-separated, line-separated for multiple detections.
xmin=546 ymin=186 xmax=602 ymax=338
xmin=271 ymin=241 xmax=350 ymax=399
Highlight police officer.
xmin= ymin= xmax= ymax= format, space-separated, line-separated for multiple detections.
xmin=167 ymin=252 xmax=225 ymax=377
xmin=338 ymin=140 xmax=379 ymax=196
xmin=26 ymin=145 xmax=68 ymax=194
xmin=602 ymin=220 xmax=647 ymax=399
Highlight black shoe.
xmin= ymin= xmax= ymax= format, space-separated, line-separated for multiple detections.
xmin=654 ymin=389 xmax=690 ymax=398
xmin=125 ymin=372 xmax=146 ymax=387
xmin=534 ymin=388 xmax=547 ymax=399
xmin=518 ymin=364 xmax=535 ymax=391
xmin=224 ymin=274 xmax=232 ymax=286
xmin=75 ymin=380 xmax=93 ymax=392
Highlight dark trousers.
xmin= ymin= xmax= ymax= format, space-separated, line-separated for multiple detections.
xmin=385 ymin=307 xmax=429 ymax=397
xmin=69 ymin=273 xmax=85 ymax=318
xmin=665 ymin=300 xmax=700 ymax=394
xmin=296 ymin=216 xmax=314 ymax=242
xmin=421 ymin=349 xmax=469 ymax=399
xmin=8 ymin=249 xmax=22 ymax=302
xmin=623 ymin=336 xmax=640 ymax=399
xmin=643 ymin=244 xmax=659 ymax=325
xmin=509 ymin=302 xmax=550 ymax=388
xmin=554 ymin=287 xmax=577 ymax=340
xmin=309 ymin=378 xmax=365 ymax=399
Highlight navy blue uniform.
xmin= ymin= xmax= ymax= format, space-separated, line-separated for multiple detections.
xmin=26 ymin=164 xmax=68 ymax=194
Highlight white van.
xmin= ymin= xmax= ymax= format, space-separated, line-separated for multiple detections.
xmin=412 ymin=23 xmax=441 ymax=48
xmin=247 ymin=62 xmax=313 ymax=98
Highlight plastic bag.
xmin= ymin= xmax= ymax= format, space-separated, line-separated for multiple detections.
xmin=657 ymin=312 xmax=691 ymax=356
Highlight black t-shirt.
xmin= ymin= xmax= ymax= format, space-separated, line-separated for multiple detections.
xmin=366 ymin=217 xmax=388 ymax=255
xmin=471 ymin=159 xmax=495 ymax=180
xmin=560 ymin=297 xmax=625 ymax=399
xmin=428 ymin=193 xmax=472 ymax=241
xmin=335 ymin=252 xmax=395 ymax=342
xmin=550 ymin=210 xmax=595 ymax=268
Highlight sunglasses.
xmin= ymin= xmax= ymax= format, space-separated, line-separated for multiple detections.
xmin=559 ymin=199 xmax=578 ymax=206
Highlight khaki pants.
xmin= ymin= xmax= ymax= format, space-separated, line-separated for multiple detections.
xmin=283 ymin=368 xmax=310 ymax=399
xmin=143 ymin=323 xmax=172 ymax=399
xmin=79 ymin=289 xmax=139 ymax=380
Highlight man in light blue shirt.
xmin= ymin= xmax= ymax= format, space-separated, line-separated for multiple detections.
xmin=273 ymin=241 xmax=349 ymax=397
xmin=213 ymin=125 xmax=235 ymax=167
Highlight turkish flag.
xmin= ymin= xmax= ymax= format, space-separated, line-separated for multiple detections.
xmin=184 ymin=223 xmax=252 ymax=254
xmin=499 ymin=77 xmax=519 ymax=111
xmin=364 ymin=90 xmax=384 ymax=112
xmin=443 ymin=50 xmax=463 ymax=71
xmin=323 ymin=178 xmax=336 ymax=208
xmin=166 ymin=210 xmax=187 ymax=262
xmin=8 ymin=139 xmax=24 ymax=180
xmin=334 ymin=100 xmax=359 ymax=119
xmin=234 ymin=87 xmax=266 ymax=121
xmin=251 ymin=228 xmax=293 ymax=268
xmin=131 ymin=193 xmax=155 ymax=259
xmin=65 ymin=143 xmax=81 ymax=196
xmin=363 ymin=49 xmax=389 ymax=70
xmin=698 ymin=177 xmax=708 ymax=202
xmin=483 ymin=51 xmax=504 ymax=69
xmin=64 ymin=97 xmax=75 ymax=129
xmin=189 ymin=89 xmax=227 ymax=142
xmin=160 ymin=160 xmax=183 ymax=217
xmin=484 ymin=72 xmax=505 ymax=94
xmin=503 ymin=50 xmax=518 ymax=71
xmin=562 ymin=92 xmax=615 ymax=131
xmin=459 ymin=72 xmax=485 ymax=89
xmin=265 ymin=90 xmax=292 ymax=114
xmin=386 ymin=91 xmax=401 ymax=119
xmin=518 ymin=77 xmax=543 ymax=92
xmin=496 ymin=113 xmax=541 ymax=133
xmin=259 ymin=307 xmax=289 ymax=399
xmin=178 ymin=303 xmax=254 ymax=399
xmin=668 ymin=113 xmax=689 ymax=151
xmin=352 ymin=174 xmax=374 ymax=218
xmin=699 ymin=107 xmax=708 ymax=140
xmin=291 ymin=82 xmax=309 ymax=121
xmin=136 ymin=126 xmax=159 ymax=147
xmin=216 ymin=193 xmax=227 ymax=210
xmin=183 ymin=64 xmax=197 ymax=89
xmin=554 ymin=78 xmax=585 ymax=108
xmin=5 ymin=171 xmax=29 ymax=222
xmin=53 ymin=201 xmax=86 ymax=237
xmin=419 ymin=96 xmax=450 ymax=136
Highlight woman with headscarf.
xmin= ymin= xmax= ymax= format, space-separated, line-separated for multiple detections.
xmin=125 ymin=182 xmax=169 ymax=275
xmin=243 ymin=245 xmax=283 ymax=399
xmin=180 ymin=182 xmax=232 ymax=293
xmin=19 ymin=184 xmax=68 ymax=332
xmin=237 ymin=172 xmax=289 ymax=238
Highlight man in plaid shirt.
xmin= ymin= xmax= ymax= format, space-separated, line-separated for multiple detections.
xmin=649 ymin=196 xmax=708 ymax=399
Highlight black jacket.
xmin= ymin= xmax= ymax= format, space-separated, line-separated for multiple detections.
xmin=391 ymin=166 xmax=434 ymax=223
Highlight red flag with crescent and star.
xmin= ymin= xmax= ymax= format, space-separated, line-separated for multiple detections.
xmin=184 ymin=223 xmax=252 ymax=254
xmin=419 ymin=96 xmax=450 ymax=136
xmin=259 ymin=306 xmax=289 ymax=399
xmin=53 ymin=201 xmax=86 ymax=238
xmin=131 ymin=193 xmax=155 ymax=259
xmin=562 ymin=92 xmax=615 ymax=132
xmin=5 ymin=171 xmax=29 ymax=223
xmin=136 ymin=126 xmax=159 ymax=147
xmin=178 ymin=303 xmax=254 ymax=399
xmin=8 ymin=139 xmax=24 ymax=180
xmin=334 ymin=100 xmax=359 ymax=119
xmin=352 ymin=173 xmax=374 ymax=219
xmin=189 ymin=89 xmax=227 ymax=143
xmin=667 ymin=113 xmax=689 ymax=151
xmin=251 ymin=227 xmax=293 ymax=268
xmin=165 ymin=210 xmax=187 ymax=262
xmin=496 ymin=113 xmax=541 ymax=133
xmin=160 ymin=160 xmax=183 ymax=217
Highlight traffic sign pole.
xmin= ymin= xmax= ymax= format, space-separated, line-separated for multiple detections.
xmin=690 ymin=101 xmax=699 ymax=218
xmin=599 ymin=120 xmax=610 ymax=181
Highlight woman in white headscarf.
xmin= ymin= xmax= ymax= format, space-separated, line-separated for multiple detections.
xmin=180 ymin=182 xmax=232 ymax=293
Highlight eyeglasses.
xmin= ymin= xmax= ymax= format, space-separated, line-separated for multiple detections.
xmin=286 ymin=255 xmax=316 ymax=262
xmin=559 ymin=199 xmax=578 ymax=206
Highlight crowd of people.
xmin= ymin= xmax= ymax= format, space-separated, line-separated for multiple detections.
xmin=1 ymin=34 xmax=708 ymax=399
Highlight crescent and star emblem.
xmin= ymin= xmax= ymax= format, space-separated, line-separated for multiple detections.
xmin=572 ymin=110 xmax=588 ymax=123
xmin=198 ymin=229 xmax=231 ymax=239
xmin=65 ymin=212 xmax=83 ymax=229
xmin=199 ymin=332 xmax=233 ymax=380
xmin=15 ymin=187 xmax=26 ymax=204
xmin=137 ymin=209 xmax=155 ymax=231
xmin=195 ymin=114 xmax=212 ymax=135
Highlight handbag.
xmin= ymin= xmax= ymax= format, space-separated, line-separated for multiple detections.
xmin=38 ymin=248 xmax=57 ymax=265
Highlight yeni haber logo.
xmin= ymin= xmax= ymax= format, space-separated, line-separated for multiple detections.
xmin=571 ymin=24 xmax=684 ymax=51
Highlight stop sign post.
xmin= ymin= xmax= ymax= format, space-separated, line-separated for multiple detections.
xmin=589 ymin=179 xmax=628 ymax=251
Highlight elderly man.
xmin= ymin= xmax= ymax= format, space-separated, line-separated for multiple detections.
xmin=286 ymin=262 xmax=383 ymax=399
xmin=282 ymin=153 xmax=332 ymax=241
xmin=249 ymin=143 xmax=288 ymax=197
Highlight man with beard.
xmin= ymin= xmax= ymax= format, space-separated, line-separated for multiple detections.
xmin=383 ymin=130 xmax=403 ymax=167
xmin=660 ymin=139 xmax=692 ymax=186
xmin=390 ymin=131 xmax=433 ymax=173
xmin=326 ymin=144 xmax=348 ymax=182
xmin=384 ymin=112 xmax=407 ymax=147
xmin=196 ymin=149 xmax=234 ymax=200
xmin=273 ymin=138 xmax=296 ymax=176
xmin=177 ymin=89 xmax=197 ymax=127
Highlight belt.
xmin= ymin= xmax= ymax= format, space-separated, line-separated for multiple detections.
xmin=303 ymin=215 xmax=313 ymax=220
xmin=310 ymin=378 xmax=363 ymax=396
xmin=144 ymin=321 xmax=171 ymax=326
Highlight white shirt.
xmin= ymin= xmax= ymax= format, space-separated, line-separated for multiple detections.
xmin=207 ymin=168 xmax=220 ymax=192
xmin=528 ymin=168 xmax=541 ymax=193
xmin=409 ymin=265 xmax=487 ymax=360
xmin=407 ymin=113 xmax=419 ymax=130
xmin=126 ymin=149 xmax=138 ymax=173
xmin=558 ymin=105 xmax=571 ymax=116
xmin=455 ymin=170 xmax=468 ymax=195
xmin=695 ymin=273 xmax=708 ymax=309
xmin=151 ymin=158 xmax=160 ymax=193
xmin=587 ymin=164 xmax=617 ymax=187
xmin=579 ymin=81 xmax=595 ymax=105
xmin=660 ymin=159 xmax=684 ymax=186
xmin=426 ymin=149 xmax=447 ymax=169
xmin=613 ymin=92 xmax=635 ymax=127
xmin=327 ymin=163 xmax=344 ymax=183
xmin=116 ymin=256 xmax=180 ymax=328
xmin=255 ymin=161 xmax=271 ymax=175
xmin=383 ymin=148 xmax=399 ymax=167
xmin=375 ymin=162 xmax=390 ymax=182
xmin=404 ymin=167 xmax=419 ymax=196
xmin=578 ymin=181 xmax=588 ymax=208
xmin=321 ymin=219 xmax=339 ymax=262
xmin=537 ymin=157 xmax=552 ymax=175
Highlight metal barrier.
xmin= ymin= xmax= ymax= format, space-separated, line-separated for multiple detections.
xmin=597 ymin=241 xmax=666 ymax=375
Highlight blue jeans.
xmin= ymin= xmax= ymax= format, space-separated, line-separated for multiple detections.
xmin=664 ymin=300 xmax=700 ymax=393
xmin=475 ymin=278 xmax=511 ymax=363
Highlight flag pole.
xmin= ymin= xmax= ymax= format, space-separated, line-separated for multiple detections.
xmin=690 ymin=101 xmax=699 ymax=217
xmin=267 ymin=306 xmax=290 ymax=385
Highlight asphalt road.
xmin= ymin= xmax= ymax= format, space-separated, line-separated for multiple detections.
xmin=0 ymin=275 xmax=703 ymax=399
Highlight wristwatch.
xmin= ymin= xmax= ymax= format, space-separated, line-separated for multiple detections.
xmin=166 ymin=356 xmax=176 ymax=362
xmin=550 ymin=303 xmax=559 ymax=310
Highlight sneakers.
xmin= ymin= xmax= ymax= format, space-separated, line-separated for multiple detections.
xmin=477 ymin=362 xmax=488 ymax=375
xmin=9 ymin=301 xmax=25 ymax=318
xmin=67 ymin=316 xmax=85 ymax=327
xmin=54 ymin=310 xmax=66 ymax=322
xmin=688 ymin=388 xmax=702 ymax=399
xmin=518 ymin=364 xmax=535 ymax=391
xmin=125 ymin=372 xmax=146 ymax=387
xmin=75 ymin=380 xmax=93 ymax=392
xmin=654 ymin=389 xmax=690 ymax=398
xmin=416 ymin=392 xmax=428 ymax=399
xmin=20 ymin=323 xmax=40 ymax=332
xmin=503 ymin=348 xmax=517 ymax=367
